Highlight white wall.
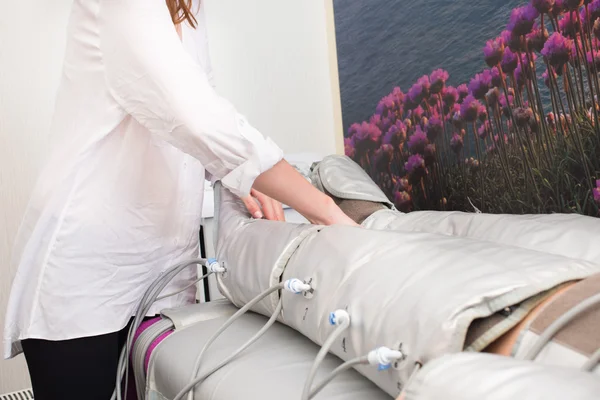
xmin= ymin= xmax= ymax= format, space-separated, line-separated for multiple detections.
xmin=0 ymin=0 xmax=74 ymax=392
xmin=0 ymin=0 xmax=342 ymax=393
xmin=203 ymin=0 xmax=344 ymax=155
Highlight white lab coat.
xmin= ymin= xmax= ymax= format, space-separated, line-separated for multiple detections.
xmin=3 ymin=0 xmax=283 ymax=359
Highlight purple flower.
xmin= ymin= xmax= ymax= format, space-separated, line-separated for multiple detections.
xmin=430 ymin=69 xmax=449 ymax=94
xmin=375 ymin=94 xmax=397 ymax=118
xmin=460 ymin=94 xmax=482 ymax=123
xmin=383 ymin=120 xmax=407 ymax=147
xmin=513 ymin=107 xmax=534 ymax=128
xmin=393 ymin=191 xmax=412 ymax=212
xmin=442 ymin=86 xmax=459 ymax=110
xmin=541 ymin=32 xmax=574 ymax=69
xmin=407 ymin=126 xmax=429 ymax=154
xmin=395 ymin=177 xmax=410 ymax=192
xmin=469 ymin=70 xmax=493 ymax=99
xmin=501 ymin=29 xmax=526 ymax=52
xmin=365 ymin=121 xmax=383 ymax=141
xmin=413 ymin=105 xmax=425 ymax=120
xmin=484 ymin=37 xmax=506 ymax=67
xmin=374 ymin=144 xmax=394 ymax=170
xmin=501 ymin=48 xmax=519 ymax=74
xmin=551 ymin=0 xmax=566 ymax=17
xmin=344 ymin=140 xmax=355 ymax=158
xmin=531 ymin=0 xmax=555 ymax=14
xmin=404 ymin=154 xmax=427 ymax=182
xmin=418 ymin=75 xmax=431 ymax=98
xmin=478 ymin=104 xmax=488 ymax=122
xmin=408 ymin=75 xmax=431 ymax=105
xmin=392 ymin=87 xmax=405 ymax=104
xmin=587 ymin=50 xmax=600 ymax=70
xmin=491 ymin=67 xmax=503 ymax=87
xmin=428 ymin=95 xmax=440 ymax=107
xmin=457 ymin=84 xmax=469 ymax=101
xmin=426 ymin=115 xmax=443 ymax=141
xmin=486 ymin=87 xmax=501 ymax=107
xmin=593 ymin=180 xmax=600 ymax=204
xmin=526 ymin=24 xmax=549 ymax=53
xmin=370 ymin=113 xmax=394 ymax=134
xmin=450 ymin=133 xmax=464 ymax=155
xmin=559 ymin=12 xmax=581 ymax=38
xmin=352 ymin=122 xmax=382 ymax=154
xmin=581 ymin=1 xmax=600 ymax=28
xmin=507 ymin=5 xmax=539 ymax=36
xmin=564 ymin=0 xmax=584 ymax=11
xmin=347 ymin=123 xmax=361 ymax=138
xmin=423 ymin=144 xmax=437 ymax=166
xmin=407 ymin=82 xmax=425 ymax=105
xmin=369 ymin=113 xmax=382 ymax=129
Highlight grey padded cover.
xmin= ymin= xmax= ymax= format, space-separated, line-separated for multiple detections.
xmin=310 ymin=155 xmax=393 ymax=207
xmin=160 ymin=299 xmax=236 ymax=331
xmin=145 ymin=306 xmax=390 ymax=400
xmin=403 ymin=352 xmax=600 ymax=400
xmin=278 ymin=225 xmax=599 ymax=396
xmin=370 ymin=211 xmax=600 ymax=265
xmin=315 ymin=155 xmax=600 ymax=265
xmin=213 ymin=182 xmax=600 ymax=397
xmin=213 ymin=183 xmax=320 ymax=316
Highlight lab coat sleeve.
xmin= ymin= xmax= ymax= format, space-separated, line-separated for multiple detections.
xmin=98 ymin=0 xmax=284 ymax=197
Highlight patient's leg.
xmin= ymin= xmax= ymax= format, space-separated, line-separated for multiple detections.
xmin=327 ymin=191 xmax=386 ymax=224
xmin=395 ymin=278 xmax=596 ymax=400
xmin=482 ymin=281 xmax=578 ymax=356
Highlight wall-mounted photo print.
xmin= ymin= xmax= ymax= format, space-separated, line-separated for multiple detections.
xmin=334 ymin=0 xmax=600 ymax=217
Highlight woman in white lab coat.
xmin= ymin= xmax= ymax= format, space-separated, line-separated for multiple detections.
xmin=2 ymin=1 xmax=356 ymax=398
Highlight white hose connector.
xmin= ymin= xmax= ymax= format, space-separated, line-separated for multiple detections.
xmin=368 ymin=347 xmax=405 ymax=371
xmin=284 ymin=278 xmax=312 ymax=294
xmin=328 ymin=309 xmax=351 ymax=326
xmin=207 ymin=258 xmax=226 ymax=273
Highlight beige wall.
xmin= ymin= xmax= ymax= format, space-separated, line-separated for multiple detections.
xmin=0 ymin=0 xmax=342 ymax=393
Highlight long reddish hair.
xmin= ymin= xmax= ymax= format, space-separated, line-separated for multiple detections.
xmin=166 ymin=0 xmax=197 ymax=29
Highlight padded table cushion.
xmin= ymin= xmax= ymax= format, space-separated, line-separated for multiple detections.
xmin=145 ymin=305 xmax=390 ymax=400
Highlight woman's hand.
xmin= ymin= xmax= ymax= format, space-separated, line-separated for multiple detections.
xmin=240 ymin=188 xmax=358 ymax=226
xmin=241 ymin=189 xmax=285 ymax=221
xmin=249 ymin=160 xmax=360 ymax=227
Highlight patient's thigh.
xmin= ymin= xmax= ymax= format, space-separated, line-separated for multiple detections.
xmin=483 ymin=282 xmax=578 ymax=356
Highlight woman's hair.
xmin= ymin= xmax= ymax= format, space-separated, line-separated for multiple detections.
xmin=166 ymin=0 xmax=198 ymax=28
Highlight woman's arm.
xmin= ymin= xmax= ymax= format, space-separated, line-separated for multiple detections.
xmin=252 ymin=160 xmax=358 ymax=226
xmin=99 ymin=0 xmax=355 ymax=225
xmin=99 ymin=0 xmax=283 ymax=199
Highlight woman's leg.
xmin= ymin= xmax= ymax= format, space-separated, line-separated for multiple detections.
xmin=22 ymin=322 xmax=132 ymax=400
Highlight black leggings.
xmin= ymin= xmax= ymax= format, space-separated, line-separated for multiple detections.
xmin=22 ymin=318 xmax=147 ymax=400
